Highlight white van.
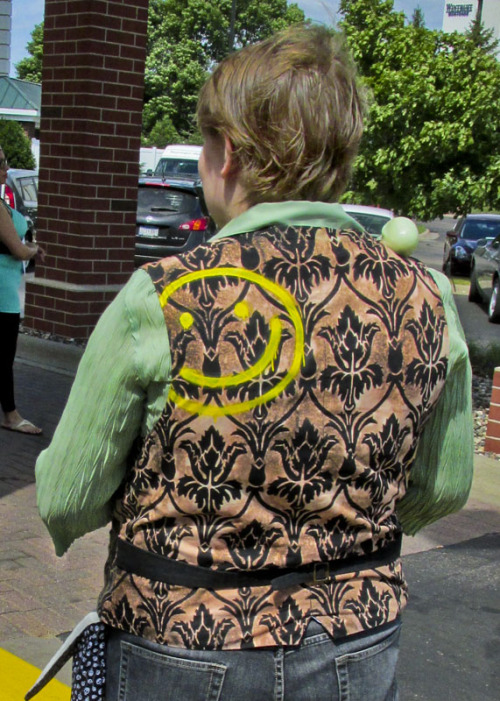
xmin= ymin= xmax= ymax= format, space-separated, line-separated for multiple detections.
xmin=150 ymin=144 xmax=202 ymax=178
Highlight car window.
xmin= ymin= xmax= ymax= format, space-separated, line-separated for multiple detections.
xmin=137 ymin=187 xmax=197 ymax=215
xmin=346 ymin=212 xmax=392 ymax=237
xmin=461 ymin=220 xmax=500 ymax=241
xmin=154 ymin=158 xmax=199 ymax=178
xmin=17 ymin=176 xmax=38 ymax=203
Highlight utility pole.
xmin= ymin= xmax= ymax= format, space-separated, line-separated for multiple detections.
xmin=477 ymin=0 xmax=483 ymax=23
xmin=228 ymin=0 xmax=237 ymax=52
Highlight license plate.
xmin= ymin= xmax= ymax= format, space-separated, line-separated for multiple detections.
xmin=138 ymin=225 xmax=159 ymax=238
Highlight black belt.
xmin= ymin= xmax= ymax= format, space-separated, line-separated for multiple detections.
xmin=116 ymin=535 xmax=402 ymax=592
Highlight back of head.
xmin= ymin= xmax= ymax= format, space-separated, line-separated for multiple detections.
xmin=197 ymin=24 xmax=366 ymax=206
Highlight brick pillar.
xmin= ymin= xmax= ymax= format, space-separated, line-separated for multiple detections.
xmin=484 ymin=367 xmax=500 ymax=455
xmin=24 ymin=0 xmax=149 ymax=340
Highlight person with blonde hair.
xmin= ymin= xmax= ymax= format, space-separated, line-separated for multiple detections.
xmin=34 ymin=24 xmax=472 ymax=701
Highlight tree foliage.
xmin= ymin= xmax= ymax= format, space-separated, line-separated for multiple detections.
xmin=0 ymin=121 xmax=36 ymax=169
xmin=143 ymin=0 xmax=304 ymax=142
xmin=411 ymin=7 xmax=425 ymax=29
xmin=143 ymin=115 xmax=180 ymax=148
xmin=15 ymin=22 xmax=43 ymax=83
xmin=465 ymin=14 xmax=499 ymax=54
xmin=339 ymin=0 xmax=500 ymax=219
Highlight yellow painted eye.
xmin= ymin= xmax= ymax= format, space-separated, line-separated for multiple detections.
xmin=160 ymin=267 xmax=304 ymax=418
xmin=234 ymin=301 xmax=250 ymax=319
xmin=180 ymin=312 xmax=194 ymax=330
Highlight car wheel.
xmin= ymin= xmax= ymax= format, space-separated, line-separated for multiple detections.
xmin=488 ymin=278 xmax=500 ymax=323
xmin=468 ymin=267 xmax=482 ymax=303
xmin=443 ymin=258 xmax=454 ymax=277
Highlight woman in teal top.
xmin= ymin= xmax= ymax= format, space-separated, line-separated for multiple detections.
xmin=0 ymin=147 xmax=44 ymax=434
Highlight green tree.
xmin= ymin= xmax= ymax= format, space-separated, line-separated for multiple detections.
xmin=15 ymin=22 xmax=44 ymax=83
xmin=0 ymin=121 xmax=36 ymax=169
xmin=411 ymin=7 xmax=425 ymax=29
xmin=339 ymin=0 xmax=500 ymax=219
xmin=143 ymin=0 xmax=304 ymax=141
xmin=142 ymin=114 xmax=180 ymax=147
xmin=465 ymin=14 xmax=499 ymax=54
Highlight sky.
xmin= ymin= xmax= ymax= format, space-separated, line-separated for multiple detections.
xmin=297 ymin=1 xmax=445 ymax=30
xmin=9 ymin=0 xmax=446 ymax=78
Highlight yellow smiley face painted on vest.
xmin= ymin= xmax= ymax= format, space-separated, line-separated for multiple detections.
xmin=159 ymin=267 xmax=305 ymax=418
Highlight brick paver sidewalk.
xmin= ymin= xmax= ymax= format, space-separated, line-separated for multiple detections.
xmin=0 ymin=361 xmax=107 ymax=673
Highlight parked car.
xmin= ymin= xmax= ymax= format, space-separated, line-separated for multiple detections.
xmin=3 ymin=168 xmax=38 ymax=242
xmin=468 ymin=233 xmax=500 ymax=323
xmin=135 ymin=176 xmax=214 ymax=266
xmin=341 ymin=204 xmax=395 ymax=237
xmin=443 ymin=214 xmax=500 ymax=276
xmin=145 ymin=144 xmax=202 ymax=178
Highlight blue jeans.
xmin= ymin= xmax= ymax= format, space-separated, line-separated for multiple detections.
xmin=104 ymin=619 xmax=401 ymax=701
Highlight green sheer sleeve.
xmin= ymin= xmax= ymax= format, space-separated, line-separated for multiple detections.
xmin=35 ymin=269 xmax=170 ymax=555
xmin=397 ymin=269 xmax=474 ymax=535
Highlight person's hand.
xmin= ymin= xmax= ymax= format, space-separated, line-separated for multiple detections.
xmin=35 ymin=245 xmax=46 ymax=264
xmin=24 ymin=241 xmax=46 ymax=263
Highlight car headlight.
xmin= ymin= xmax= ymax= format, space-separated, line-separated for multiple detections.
xmin=453 ymin=245 xmax=469 ymax=260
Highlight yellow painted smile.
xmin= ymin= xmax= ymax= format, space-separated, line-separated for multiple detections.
xmin=159 ymin=267 xmax=305 ymax=417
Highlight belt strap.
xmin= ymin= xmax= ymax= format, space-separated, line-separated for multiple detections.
xmin=116 ymin=535 xmax=402 ymax=591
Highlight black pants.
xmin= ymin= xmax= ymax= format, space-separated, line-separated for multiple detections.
xmin=0 ymin=312 xmax=20 ymax=414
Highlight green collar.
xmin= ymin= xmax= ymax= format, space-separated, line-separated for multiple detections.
xmin=210 ymin=201 xmax=361 ymax=240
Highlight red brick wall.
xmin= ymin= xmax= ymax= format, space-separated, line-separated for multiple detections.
xmin=485 ymin=367 xmax=500 ymax=455
xmin=23 ymin=282 xmax=119 ymax=340
xmin=24 ymin=0 xmax=149 ymax=339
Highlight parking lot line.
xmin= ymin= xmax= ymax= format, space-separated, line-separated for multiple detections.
xmin=0 ymin=648 xmax=70 ymax=701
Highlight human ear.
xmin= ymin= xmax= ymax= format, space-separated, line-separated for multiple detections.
xmin=221 ymin=135 xmax=238 ymax=179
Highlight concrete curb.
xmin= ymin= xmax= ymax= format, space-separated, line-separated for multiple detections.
xmin=17 ymin=333 xmax=84 ymax=377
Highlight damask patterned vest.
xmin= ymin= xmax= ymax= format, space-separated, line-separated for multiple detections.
xmin=99 ymin=223 xmax=449 ymax=649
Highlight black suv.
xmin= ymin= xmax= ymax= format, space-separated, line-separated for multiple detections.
xmin=135 ymin=177 xmax=214 ymax=266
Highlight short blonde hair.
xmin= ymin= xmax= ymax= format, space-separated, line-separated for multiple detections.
xmin=197 ymin=24 xmax=365 ymax=205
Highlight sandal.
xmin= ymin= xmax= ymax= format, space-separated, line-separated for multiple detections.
xmin=2 ymin=418 xmax=43 ymax=435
